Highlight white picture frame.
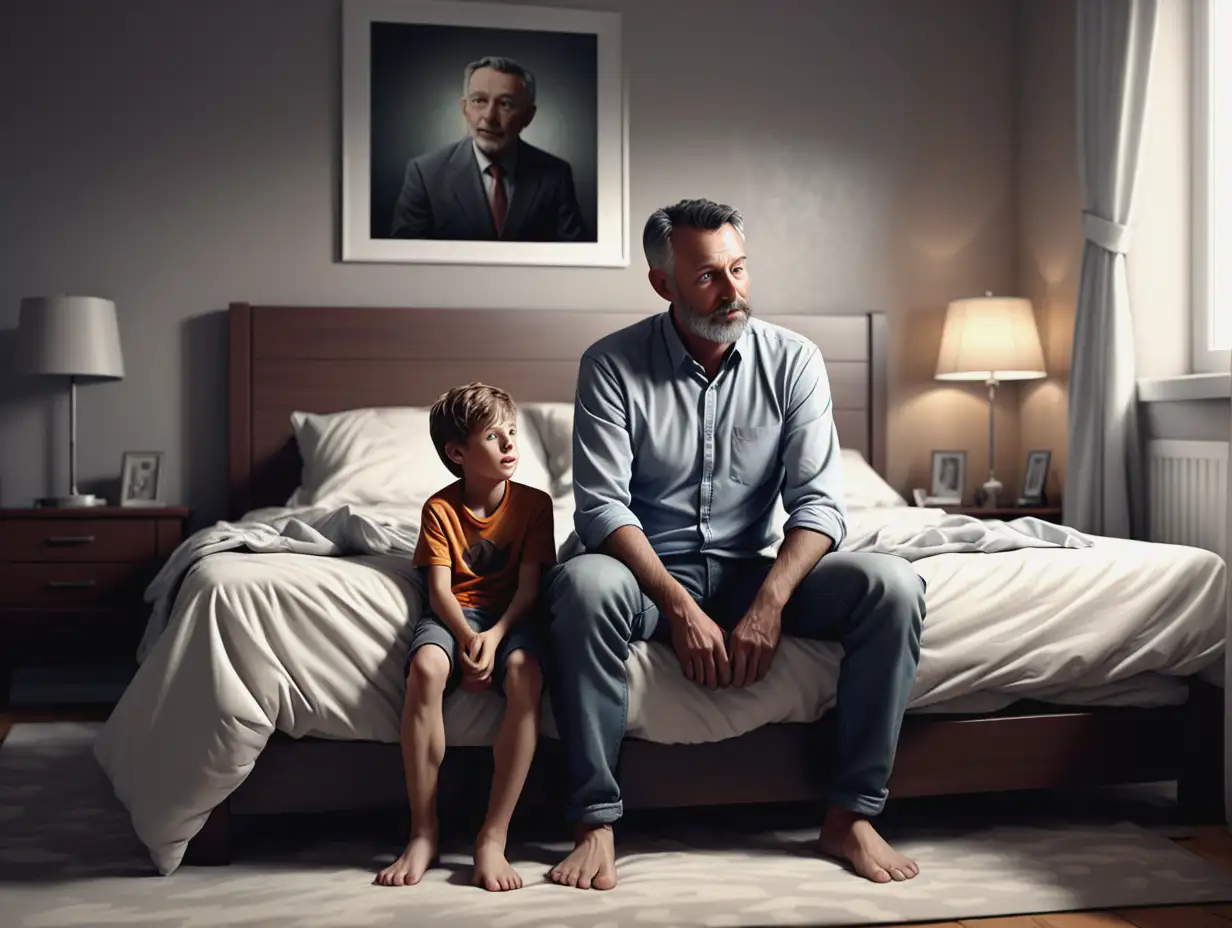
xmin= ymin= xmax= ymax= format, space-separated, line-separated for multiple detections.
xmin=930 ymin=450 xmax=966 ymax=503
xmin=120 ymin=451 xmax=165 ymax=507
xmin=341 ymin=0 xmax=629 ymax=267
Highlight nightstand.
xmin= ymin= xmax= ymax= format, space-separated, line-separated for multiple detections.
xmin=943 ymin=506 xmax=1064 ymax=523
xmin=0 ymin=506 xmax=189 ymax=708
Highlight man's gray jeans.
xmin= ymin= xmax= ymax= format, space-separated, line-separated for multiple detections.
xmin=542 ymin=550 xmax=926 ymax=825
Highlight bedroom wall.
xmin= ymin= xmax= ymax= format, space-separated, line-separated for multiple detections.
xmin=1015 ymin=0 xmax=1080 ymax=504
xmin=0 ymin=0 xmax=1018 ymax=527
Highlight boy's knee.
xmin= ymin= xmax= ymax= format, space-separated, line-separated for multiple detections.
xmin=407 ymin=644 xmax=451 ymax=691
xmin=502 ymin=650 xmax=542 ymax=695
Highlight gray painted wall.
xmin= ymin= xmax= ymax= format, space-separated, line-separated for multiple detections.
xmin=1141 ymin=400 xmax=1230 ymax=442
xmin=0 ymin=0 xmax=1018 ymax=525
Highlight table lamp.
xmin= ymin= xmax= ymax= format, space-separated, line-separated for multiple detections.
xmin=935 ymin=292 xmax=1046 ymax=508
xmin=16 ymin=295 xmax=126 ymax=507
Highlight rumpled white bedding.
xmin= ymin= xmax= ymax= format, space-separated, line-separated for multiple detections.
xmin=94 ymin=503 xmax=1227 ymax=875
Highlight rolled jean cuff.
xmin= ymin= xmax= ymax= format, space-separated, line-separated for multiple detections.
xmin=571 ymin=800 xmax=623 ymax=826
xmin=825 ymin=788 xmax=886 ymax=818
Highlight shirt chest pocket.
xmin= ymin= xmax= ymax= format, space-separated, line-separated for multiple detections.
xmin=729 ymin=425 xmax=780 ymax=486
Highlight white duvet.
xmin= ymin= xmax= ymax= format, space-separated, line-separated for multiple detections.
xmin=94 ymin=502 xmax=1227 ymax=876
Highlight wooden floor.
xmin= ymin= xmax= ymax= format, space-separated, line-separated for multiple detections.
xmin=3 ymin=706 xmax=1231 ymax=928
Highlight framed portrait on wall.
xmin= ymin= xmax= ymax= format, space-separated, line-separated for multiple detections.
xmin=340 ymin=0 xmax=629 ymax=267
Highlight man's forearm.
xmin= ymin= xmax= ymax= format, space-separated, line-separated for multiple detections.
xmin=601 ymin=525 xmax=690 ymax=615
xmin=753 ymin=528 xmax=833 ymax=613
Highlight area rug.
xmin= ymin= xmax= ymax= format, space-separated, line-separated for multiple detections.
xmin=3 ymin=723 xmax=1232 ymax=928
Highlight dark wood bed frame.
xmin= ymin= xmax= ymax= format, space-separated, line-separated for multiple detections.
xmin=184 ymin=301 xmax=1224 ymax=865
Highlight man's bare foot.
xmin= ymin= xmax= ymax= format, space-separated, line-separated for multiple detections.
xmin=818 ymin=808 xmax=919 ymax=883
xmin=375 ymin=829 xmax=437 ymax=886
xmin=473 ymin=831 xmax=522 ymax=892
xmin=549 ymin=824 xmax=617 ymax=890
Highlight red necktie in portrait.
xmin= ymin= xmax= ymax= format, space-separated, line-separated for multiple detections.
xmin=489 ymin=164 xmax=508 ymax=236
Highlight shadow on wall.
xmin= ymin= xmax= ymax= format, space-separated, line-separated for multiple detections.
xmin=0 ymin=327 xmax=57 ymax=505
xmin=180 ymin=311 xmax=229 ymax=532
xmin=1022 ymin=250 xmax=1077 ymax=378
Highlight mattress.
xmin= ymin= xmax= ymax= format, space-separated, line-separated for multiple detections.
xmin=94 ymin=500 xmax=1227 ymax=875
xmin=142 ymin=505 xmax=1225 ymax=748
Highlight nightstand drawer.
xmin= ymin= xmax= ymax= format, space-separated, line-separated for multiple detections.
xmin=0 ymin=519 xmax=158 ymax=563
xmin=0 ymin=562 xmax=148 ymax=607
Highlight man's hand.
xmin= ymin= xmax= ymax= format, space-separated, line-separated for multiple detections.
xmin=728 ymin=605 xmax=783 ymax=687
xmin=665 ymin=598 xmax=730 ymax=689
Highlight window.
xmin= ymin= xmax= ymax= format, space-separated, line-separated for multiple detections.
xmin=1193 ymin=0 xmax=1230 ymax=372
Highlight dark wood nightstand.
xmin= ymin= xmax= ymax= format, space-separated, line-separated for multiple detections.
xmin=942 ymin=506 xmax=1064 ymax=523
xmin=0 ymin=506 xmax=189 ymax=708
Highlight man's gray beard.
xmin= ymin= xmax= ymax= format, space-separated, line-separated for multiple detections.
xmin=677 ymin=298 xmax=752 ymax=344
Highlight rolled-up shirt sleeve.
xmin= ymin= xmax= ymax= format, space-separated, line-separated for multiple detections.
xmin=780 ymin=346 xmax=848 ymax=549
xmin=572 ymin=352 xmax=644 ymax=549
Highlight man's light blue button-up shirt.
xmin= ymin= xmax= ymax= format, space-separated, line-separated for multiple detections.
xmin=571 ymin=310 xmax=848 ymax=559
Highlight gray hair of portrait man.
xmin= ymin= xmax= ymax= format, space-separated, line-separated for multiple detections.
xmin=642 ymin=198 xmax=745 ymax=275
xmin=462 ymin=56 xmax=537 ymax=103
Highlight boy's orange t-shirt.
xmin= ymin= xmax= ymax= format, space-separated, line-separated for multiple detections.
xmin=412 ymin=480 xmax=557 ymax=613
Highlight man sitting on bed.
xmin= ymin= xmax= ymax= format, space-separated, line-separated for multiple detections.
xmin=542 ymin=198 xmax=927 ymax=890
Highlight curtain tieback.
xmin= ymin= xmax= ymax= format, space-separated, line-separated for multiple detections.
xmin=1082 ymin=212 xmax=1131 ymax=254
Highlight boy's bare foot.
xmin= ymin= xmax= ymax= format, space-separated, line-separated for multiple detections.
xmin=818 ymin=808 xmax=919 ymax=883
xmin=374 ymin=830 xmax=437 ymax=887
xmin=473 ymin=832 xmax=522 ymax=891
xmin=549 ymin=824 xmax=617 ymax=890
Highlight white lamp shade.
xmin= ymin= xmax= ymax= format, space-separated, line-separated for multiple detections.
xmin=16 ymin=295 xmax=125 ymax=379
xmin=935 ymin=294 xmax=1046 ymax=382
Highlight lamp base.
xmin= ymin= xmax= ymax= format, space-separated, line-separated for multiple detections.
xmin=35 ymin=494 xmax=107 ymax=509
xmin=976 ymin=477 xmax=1003 ymax=509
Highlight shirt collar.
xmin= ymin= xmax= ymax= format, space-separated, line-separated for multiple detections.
xmin=472 ymin=140 xmax=516 ymax=177
xmin=661 ymin=308 xmax=749 ymax=373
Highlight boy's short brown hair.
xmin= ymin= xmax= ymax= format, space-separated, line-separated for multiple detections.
xmin=429 ymin=382 xmax=518 ymax=477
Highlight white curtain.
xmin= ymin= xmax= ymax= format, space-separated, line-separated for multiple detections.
xmin=1064 ymin=0 xmax=1158 ymax=539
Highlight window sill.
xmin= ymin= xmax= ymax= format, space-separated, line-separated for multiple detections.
xmin=1137 ymin=372 xmax=1231 ymax=402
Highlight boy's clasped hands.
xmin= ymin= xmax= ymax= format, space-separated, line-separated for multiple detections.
xmin=459 ymin=628 xmax=501 ymax=691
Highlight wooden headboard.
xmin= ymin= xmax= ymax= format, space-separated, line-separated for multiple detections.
xmin=227 ymin=303 xmax=888 ymax=518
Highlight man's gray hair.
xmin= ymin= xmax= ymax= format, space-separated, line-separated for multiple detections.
xmin=642 ymin=198 xmax=745 ymax=273
xmin=463 ymin=56 xmax=537 ymax=104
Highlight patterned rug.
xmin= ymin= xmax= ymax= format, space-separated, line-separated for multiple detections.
xmin=4 ymin=722 xmax=1232 ymax=927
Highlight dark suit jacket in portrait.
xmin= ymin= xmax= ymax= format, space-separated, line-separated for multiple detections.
xmin=389 ymin=138 xmax=588 ymax=242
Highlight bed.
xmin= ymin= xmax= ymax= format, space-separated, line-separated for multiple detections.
xmin=92 ymin=302 xmax=1228 ymax=876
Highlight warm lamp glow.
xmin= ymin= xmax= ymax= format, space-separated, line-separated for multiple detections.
xmin=935 ymin=293 xmax=1046 ymax=382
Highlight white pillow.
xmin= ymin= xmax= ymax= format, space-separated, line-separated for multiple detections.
xmin=840 ymin=448 xmax=907 ymax=509
xmin=287 ymin=406 xmax=554 ymax=508
xmin=522 ymin=401 xmax=574 ymax=498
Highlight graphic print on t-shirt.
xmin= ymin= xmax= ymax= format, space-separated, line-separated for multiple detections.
xmin=463 ymin=537 xmax=510 ymax=576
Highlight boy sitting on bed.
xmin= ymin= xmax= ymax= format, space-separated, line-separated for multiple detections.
xmin=376 ymin=382 xmax=556 ymax=892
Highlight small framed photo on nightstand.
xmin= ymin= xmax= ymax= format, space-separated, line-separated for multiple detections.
xmin=930 ymin=450 xmax=966 ymax=504
xmin=120 ymin=451 xmax=165 ymax=507
xmin=1018 ymin=449 xmax=1051 ymax=506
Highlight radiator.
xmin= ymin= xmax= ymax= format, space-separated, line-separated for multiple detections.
xmin=1147 ymin=439 xmax=1229 ymax=561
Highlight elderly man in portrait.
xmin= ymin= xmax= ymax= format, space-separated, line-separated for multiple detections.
xmin=389 ymin=56 xmax=588 ymax=242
